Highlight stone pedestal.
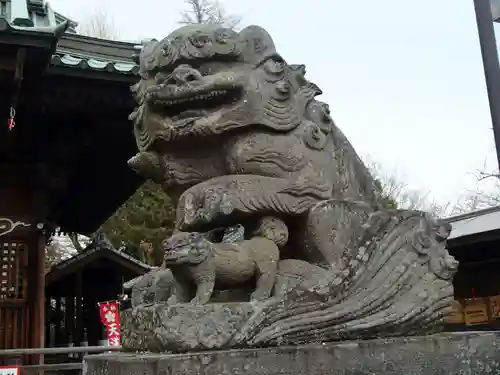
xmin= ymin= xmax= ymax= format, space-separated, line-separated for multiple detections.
xmin=84 ymin=331 xmax=500 ymax=375
xmin=121 ymin=303 xmax=258 ymax=352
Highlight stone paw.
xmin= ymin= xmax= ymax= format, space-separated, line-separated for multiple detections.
xmin=178 ymin=182 xmax=235 ymax=230
xmin=190 ymin=296 xmax=209 ymax=305
xmin=250 ymin=291 xmax=271 ymax=302
xmin=166 ymin=295 xmax=178 ymax=305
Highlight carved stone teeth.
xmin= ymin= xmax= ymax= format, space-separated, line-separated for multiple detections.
xmin=162 ymin=89 xmax=232 ymax=107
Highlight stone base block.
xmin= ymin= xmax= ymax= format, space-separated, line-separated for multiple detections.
xmin=121 ymin=303 xmax=257 ymax=352
xmin=84 ymin=331 xmax=500 ymax=375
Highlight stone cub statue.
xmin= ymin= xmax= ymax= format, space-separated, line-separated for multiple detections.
xmin=130 ymin=217 xmax=334 ymax=307
xmin=130 ymin=267 xmax=174 ymax=307
xmin=163 ymin=231 xmax=280 ymax=304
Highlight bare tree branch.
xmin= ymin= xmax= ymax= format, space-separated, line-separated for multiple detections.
xmin=476 ymin=170 xmax=500 ymax=181
xmin=77 ymin=9 xmax=119 ymax=40
xmin=68 ymin=232 xmax=84 ymax=252
xmin=179 ymin=0 xmax=241 ymax=29
xmin=452 ymin=167 xmax=500 ymax=213
xmin=45 ymin=240 xmax=72 ymax=270
xmin=368 ymin=161 xmax=451 ymax=217
xmin=45 ymin=234 xmax=91 ymax=270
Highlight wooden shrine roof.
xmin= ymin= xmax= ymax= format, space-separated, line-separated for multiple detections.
xmin=45 ymin=239 xmax=151 ymax=287
xmin=51 ymin=33 xmax=140 ymax=76
xmin=0 ymin=1 xmax=149 ymax=234
xmin=0 ymin=0 xmax=141 ymax=76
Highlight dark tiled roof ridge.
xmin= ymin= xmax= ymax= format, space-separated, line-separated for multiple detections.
xmin=52 ymin=33 xmax=143 ymax=75
xmin=59 ymin=32 xmax=142 ymax=50
xmin=46 ymin=243 xmax=152 ymax=275
xmin=444 ymin=205 xmax=500 ymax=223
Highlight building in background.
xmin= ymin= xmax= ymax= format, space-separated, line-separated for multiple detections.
xmin=0 ymin=0 xmax=142 ymax=363
xmin=45 ymin=238 xmax=150 ymax=350
xmin=445 ymin=206 xmax=500 ymax=329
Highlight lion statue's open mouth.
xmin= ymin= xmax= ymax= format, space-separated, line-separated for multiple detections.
xmin=146 ymin=65 xmax=245 ymax=128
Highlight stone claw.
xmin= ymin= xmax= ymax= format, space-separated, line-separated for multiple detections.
xmin=250 ymin=291 xmax=270 ymax=302
xmin=166 ymin=296 xmax=178 ymax=305
xmin=178 ymin=182 xmax=235 ymax=230
xmin=190 ymin=296 xmax=208 ymax=305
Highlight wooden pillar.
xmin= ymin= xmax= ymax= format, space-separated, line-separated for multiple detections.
xmin=88 ymin=294 xmax=98 ymax=346
xmin=54 ymin=296 xmax=61 ymax=346
xmin=94 ymin=275 xmax=105 ymax=343
xmin=65 ymin=293 xmax=74 ymax=346
xmin=83 ymin=279 xmax=95 ymax=346
xmin=28 ymin=233 xmax=45 ymax=365
xmin=44 ymin=291 xmax=51 ymax=348
xmin=75 ymin=271 xmax=83 ymax=346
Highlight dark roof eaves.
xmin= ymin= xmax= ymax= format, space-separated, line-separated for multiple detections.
xmin=50 ymin=53 xmax=139 ymax=76
xmin=53 ymin=33 xmax=141 ymax=76
xmin=443 ymin=205 xmax=500 ymax=224
xmin=58 ymin=33 xmax=140 ymax=60
xmin=0 ymin=18 xmax=68 ymax=38
xmin=105 ymin=246 xmax=152 ymax=271
xmin=46 ymin=245 xmax=151 ymax=277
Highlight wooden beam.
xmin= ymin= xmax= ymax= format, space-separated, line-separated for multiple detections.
xmin=14 ymin=48 xmax=25 ymax=83
xmin=64 ymin=292 xmax=74 ymax=347
xmin=0 ymin=57 xmax=16 ymax=70
xmin=74 ymin=271 xmax=83 ymax=347
xmin=11 ymin=48 xmax=25 ymax=108
xmin=29 ymin=233 xmax=45 ymax=366
xmin=54 ymin=297 xmax=61 ymax=346
xmin=46 ymin=66 xmax=137 ymax=83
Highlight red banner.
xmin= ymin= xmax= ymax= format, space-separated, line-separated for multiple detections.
xmin=98 ymin=301 xmax=121 ymax=346
xmin=0 ymin=366 xmax=20 ymax=375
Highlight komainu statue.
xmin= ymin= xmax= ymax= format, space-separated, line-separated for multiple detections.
xmin=124 ymin=24 xmax=458 ymax=351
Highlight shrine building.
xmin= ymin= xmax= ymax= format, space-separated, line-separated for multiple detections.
xmin=3 ymin=0 xmax=500 ymax=366
xmin=0 ymin=0 xmax=143 ymax=362
xmin=445 ymin=206 xmax=500 ymax=329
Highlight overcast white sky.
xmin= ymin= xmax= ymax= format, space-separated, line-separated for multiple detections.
xmin=50 ymin=0 xmax=500 ymax=206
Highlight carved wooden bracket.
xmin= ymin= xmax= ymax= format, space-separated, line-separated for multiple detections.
xmin=0 ymin=218 xmax=31 ymax=237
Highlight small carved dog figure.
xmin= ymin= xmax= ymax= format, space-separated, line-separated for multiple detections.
xmin=162 ymin=231 xmax=280 ymax=304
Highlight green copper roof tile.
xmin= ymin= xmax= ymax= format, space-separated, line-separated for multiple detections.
xmin=113 ymin=62 xmax=139 ymax=73
xmin=50 ymin=53 xmax=139 ymax=75
xmin=49 ymin=34 xmax=143 ymax=76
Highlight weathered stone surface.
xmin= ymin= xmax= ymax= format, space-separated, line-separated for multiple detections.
xmin=84 ymin=331 xmax=500 ymax=375
xmin=121 ymin=303 xmax=257 ymax=352
xmin=125 ymin=23 xmax=459 ymax=350
xmin=130 ymin=268 xmax=173 ymax=307
xmin=123 ymin=205 xmax=457 ymax=351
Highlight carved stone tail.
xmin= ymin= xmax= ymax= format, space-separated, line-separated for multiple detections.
xmin=231 ymin=205 xmax=458 ymax=346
